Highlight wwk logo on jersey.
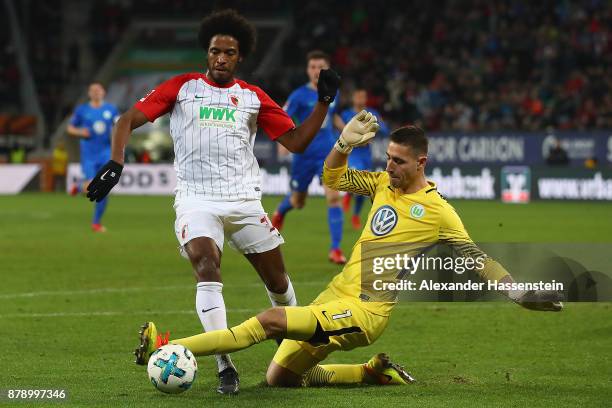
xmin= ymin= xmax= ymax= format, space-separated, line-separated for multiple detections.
xmin=199 ymin=106 xmax=237 ymax=129
xmin=370 ymin=205 xmax=398 ymax=236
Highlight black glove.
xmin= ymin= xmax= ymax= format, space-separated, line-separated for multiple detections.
xmin=317 ymin=68 xmax=341 ymax=104
xmin=86 ymin=160 xmax=123 ymax=202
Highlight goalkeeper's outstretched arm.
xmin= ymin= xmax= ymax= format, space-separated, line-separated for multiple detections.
xmin=445 ymin=240 xmax=563 ymax=312
xmin=440 ymin=208 xmax=563 ymax=312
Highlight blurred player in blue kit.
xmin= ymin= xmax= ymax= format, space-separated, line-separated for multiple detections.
xmin=272 ymin=51 xmax=347 ymax=264
xmin=67 ymin=82 xmax=119 ymax=232
xmin=339 ymin=88 xmax=389 ymax=230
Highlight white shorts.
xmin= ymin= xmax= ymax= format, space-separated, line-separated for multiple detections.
xmin=174 ymin=198 xmax=284 ymax=255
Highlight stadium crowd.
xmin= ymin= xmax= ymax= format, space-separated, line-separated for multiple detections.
xmin=3 ymin=0 xmax=611 ymax=134
xmin=281 ymin=0 xmax=612 ymax=131
xmin=0 ymin=10 xmax=20 ymax=115
xmin=0 ymin=0 xmax=67 ymax=130
xmin=26 ymin=1 xmax=66 ymax=130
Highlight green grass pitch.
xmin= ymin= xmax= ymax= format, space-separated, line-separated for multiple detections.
xmin=1 ymin=194 xmax=611 ymax=407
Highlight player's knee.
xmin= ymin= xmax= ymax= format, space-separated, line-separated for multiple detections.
xmin=256 ymin=307 xmax=286 ymax=339
xmin=190 ymin=253 xmax=220 ymax=281
xmin=325 ymin=191 xmax=341 ymax=206
xmin=266 ymin=363 xmax=302 ymax=387
xmin=290 ymin=193 xmax=306 ymax=209
xmin=265 ymin=274 xmax=289 ymax=294
xmin=265 ymin=371 xmax=282 ymax=386
xmin=266 ymin=371 xmax=301 ymax=387
xmin=326 ymin=196 xmax=341 ymax=206
xmin=291 ymin=197 xmax=305 ymax=209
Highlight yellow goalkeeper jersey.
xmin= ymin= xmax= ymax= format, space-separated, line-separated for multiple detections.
xmin=320 ymin=163 xmax=508 ymax=317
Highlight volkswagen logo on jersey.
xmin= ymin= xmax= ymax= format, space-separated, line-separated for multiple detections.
xmin=370 ymin=205 xmax=398 ymax=236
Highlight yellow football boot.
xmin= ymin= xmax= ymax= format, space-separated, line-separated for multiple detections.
xmin=364 ymin=353 xmax=416 ymax=385
xmin=134 ymin=321 xmax=168 ymax=365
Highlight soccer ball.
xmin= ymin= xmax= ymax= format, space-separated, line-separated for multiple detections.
xmin=147 ymin=344 xmax=197 ymax=394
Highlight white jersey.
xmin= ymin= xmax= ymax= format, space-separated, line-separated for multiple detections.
xmin=135 ymin=73 xmax=295 ymax=201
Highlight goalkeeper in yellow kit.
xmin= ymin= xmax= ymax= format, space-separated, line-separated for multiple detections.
xmin=134 ymin=111 xmax=563 ymax=388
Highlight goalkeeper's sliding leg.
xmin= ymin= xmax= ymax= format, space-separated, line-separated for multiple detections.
xmin=136 ymin=301 xmax=415 ymax=387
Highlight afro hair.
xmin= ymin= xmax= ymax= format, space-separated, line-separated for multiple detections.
xmin=198 ymin=9 xmax=257 ymax=58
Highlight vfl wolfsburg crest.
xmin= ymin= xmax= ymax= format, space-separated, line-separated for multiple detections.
xmin=370 ymin=205 xmax=398 ymax=236
xmin=410 ymin=204 xmax=425 ymax=219
xmin=199 ymin=106 xmax=237 ymax=129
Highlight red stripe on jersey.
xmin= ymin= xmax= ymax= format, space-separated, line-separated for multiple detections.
xmin=134 ymin=73 xmax=205 ymax=122
xmin=236 ymin=80 xmax=295 ymax=140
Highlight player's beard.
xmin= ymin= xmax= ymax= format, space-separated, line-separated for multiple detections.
xmin=389 ymin=175 xmax=402 ymax=188
xmin=209 ymin=67 xmax=234 ymax=84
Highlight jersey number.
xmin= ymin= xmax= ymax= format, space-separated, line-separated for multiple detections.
xmin=332 ymin=310 xmax=352 ymax=320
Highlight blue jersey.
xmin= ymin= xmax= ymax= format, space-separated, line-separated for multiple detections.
xmin=70 ymin=102 xmax=119 ymax=160
xmin=340 ymin=107 xmax=389 ymax=161
xmin=284 ymin=84 xmax=339 ymax=160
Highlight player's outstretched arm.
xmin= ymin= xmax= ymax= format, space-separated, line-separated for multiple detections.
xmin=276 ymin=103 xmax=329 ymax=153
xmin=276 ymin=69 xmax=341 ymax=153
xmin=111 ymin=107 xmax=148 ymax=164
xmin=498 ymin=273 xmax=564 ymax=312
xmin=452 ymin=243 xmax=564 ymax=312
xmin=441 ymin=210 xmax=563 ymax=312
xmin=473 ymin=256 xmax=563 ymax=311
xmin=86 ymin=107 xmax=148 ymax=202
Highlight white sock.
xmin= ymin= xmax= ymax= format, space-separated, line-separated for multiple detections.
xmin=195 ymin=282 xmax=235 ymax=373
xmin=265 ymin=276 xmax=297 ymax=307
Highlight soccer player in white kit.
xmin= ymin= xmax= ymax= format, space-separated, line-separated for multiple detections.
xmin=85 ymin=10 xmax=341 ymax=394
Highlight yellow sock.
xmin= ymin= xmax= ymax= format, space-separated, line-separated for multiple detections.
xmin=303 ymin=364 xmax=366 ymax=386
xmin=171 ymin=317 xmax=266 ymax=356
xmin=172 ymin=307 xmax=318 ymax=356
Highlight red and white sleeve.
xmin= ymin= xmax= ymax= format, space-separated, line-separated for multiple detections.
xmin=252 ymin=87 xmax=295 ymax=140
xmin=134 ymin=75 xmax=189 ymax=122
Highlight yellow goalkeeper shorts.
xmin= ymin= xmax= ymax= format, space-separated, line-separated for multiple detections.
xmin=272 ymin=290 xmax=389 ymax=375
